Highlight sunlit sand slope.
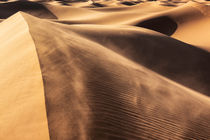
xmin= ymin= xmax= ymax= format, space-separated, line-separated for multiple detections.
xmin=0 ymin=13 xmax=49 ymax=140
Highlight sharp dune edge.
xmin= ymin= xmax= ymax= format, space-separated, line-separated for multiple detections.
xmin=0 ymin=13 xmax=49 ymax=140
xmin=1 ymin=0 xmax=210 ymax=140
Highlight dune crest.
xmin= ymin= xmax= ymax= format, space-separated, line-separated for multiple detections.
xmin=1 ymin=0 xmax=210 ymax=139
xmin=19 ymin=12 xmax=210 ymax=139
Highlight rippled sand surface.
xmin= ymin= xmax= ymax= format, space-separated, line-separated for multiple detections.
xmin=1 ymin=0 xmax=210 ymax=139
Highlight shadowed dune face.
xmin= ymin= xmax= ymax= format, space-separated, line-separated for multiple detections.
xmin=136 ymin=16 xmax=177 ymax=36
xmin=64 ymin=25 xmax=210 ymax=96
xmin=1 ymin=0 xmax=210 ymax=139
xmin=120 ymin=1 xmax=137 ymax=6
xmin=92 ymin=2 xmax=106 ymax=7
xmin=0 ymin=1 xmax=56 ymax=19
xmin=19 ymin=12 xmax=210 ymax=140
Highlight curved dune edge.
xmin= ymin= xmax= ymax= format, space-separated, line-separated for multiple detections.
xmin=61 ymin=24 xmax=210 ymax=96
xmin=1 ymin=0 xmax=210 ymax=139
xmin=0 ymin=13 xmax=50 ymax=140
xmin=18 ymin=12 xmax=210 ymax=139
xmin=1 ymin=0 xmax=210 ymax=50
xmin=42 ymin=1 xmax=210 ymax=51
xmin=171 ymin=1 xmax=210 ymax=51
xmin=0 ymin=1 xmax=57 ymax=19
xmin=46 ymin=2 xmax=174 ymax=24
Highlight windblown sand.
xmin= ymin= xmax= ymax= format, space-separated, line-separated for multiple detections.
xmin=0 ymin=0 xmax=210 ymax=139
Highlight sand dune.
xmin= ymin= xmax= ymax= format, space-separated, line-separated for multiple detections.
xmin=0 ymin=12 xmax=49 ymax=140
xmin=1 ymin=0 xmax=210 ymax=140
xmin=0 ymin=1 xmax=56 ymax=19
xmin=60 ymin=24 xmax=210 ymax=95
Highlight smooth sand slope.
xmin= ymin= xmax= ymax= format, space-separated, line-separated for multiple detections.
xmin=1 ymin=0 xmax=210 ymax=140
xmin=0 ymin=13 xmax=49 ymax=140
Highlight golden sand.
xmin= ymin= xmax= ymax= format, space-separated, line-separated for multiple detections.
xmin=0 ymin=0 xmax=210 ymax=139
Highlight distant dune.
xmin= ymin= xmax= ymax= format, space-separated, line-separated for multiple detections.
xmin=0 ymin=0 xmax=210 ymax=140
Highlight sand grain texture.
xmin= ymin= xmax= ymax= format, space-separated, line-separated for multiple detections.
xmin=1 ymin=0 xmax=210 ymax=140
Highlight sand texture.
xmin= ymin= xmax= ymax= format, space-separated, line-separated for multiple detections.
xmin=0 ymin=0 xmax=210 ymax=139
